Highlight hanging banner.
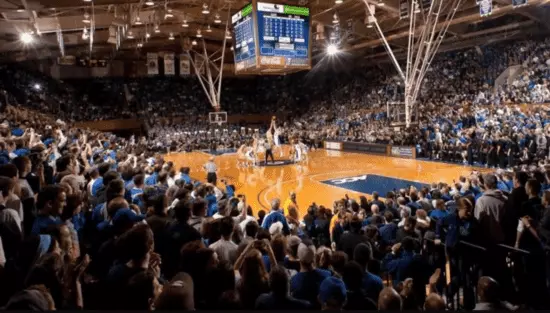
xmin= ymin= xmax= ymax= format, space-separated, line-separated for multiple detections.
xmin=512 ymin=0 xmax=527 ymax=7
xmin=164 ymin=53 xmax=175 ymax=75
xmin=195 ymin=53 xmax=206 ymax=75
xmin=399 ymin=0 xmax=409 ymax=19
xmin=147 ymin=53 xmax=158 ymax=75
xmin=180 ymin=54 xmax=191 ymax=76
xmin=479 ymin=0 xmax=492 ymax=17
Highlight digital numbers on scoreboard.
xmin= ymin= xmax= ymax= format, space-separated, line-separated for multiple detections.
xmin=256 ymin=2 xmax=310 ymax=68
xmin=232 ymin=4 xmax=257 ymax=71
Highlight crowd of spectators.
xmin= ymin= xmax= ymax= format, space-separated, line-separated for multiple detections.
xmin=0 ymin=37 xmax=550 ymax=311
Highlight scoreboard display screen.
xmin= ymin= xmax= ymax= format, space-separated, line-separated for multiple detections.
xmin=231 ymin=1 xmax=311 ymax=73
xmin=232 ymin=4 xmax=256 ymax=71
xmin=256 ymin=2 xmax=310 ymax=68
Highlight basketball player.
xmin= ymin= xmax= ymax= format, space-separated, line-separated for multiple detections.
xmin=245 ymin=146 xmax=256 ymax=167
xmin=291 ymin=139 xmax=302 ymax=163
xmin=264 ymin=133 xmax=275 ymax=164
xmin=237 ymin=143 xmax=248 ymax=168
xmin=298 ymin=140 xmax=309 ymax=163
xmin=271 ymin=118 xmax=284 ymax=157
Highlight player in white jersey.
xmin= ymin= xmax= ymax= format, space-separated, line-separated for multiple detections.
xmin=299 ymin=141 xmax=309 ymax=163
xmin=237 ymin=144 xmax=248 ymax=168
xmin=245 ymin=146 xmax=256 ymax=167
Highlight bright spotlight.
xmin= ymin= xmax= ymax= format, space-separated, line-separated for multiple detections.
xmin=327 ymin=44 xmax=339 ymax=55
xmin=33 ymin=83 xmax=41 ymax=90
xmin=20 ymin=32 xmax=33 ymax=44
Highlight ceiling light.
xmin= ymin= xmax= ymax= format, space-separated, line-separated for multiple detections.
xmin=202 ymin=3 xmax=209 ymax=14
xmin=192 ymin=39 xmax=197 ymax=45
xmin=335 ymin=0 xmax=343 ymax=4
xmin=20 ymin=32 xmax=33 ymax=44
xmin=196 ymin=29 xmax=202 ymax=38
xmin=83 ymin=0 xmax=92 ymax=2
xmin=214 ymin=13 xmax=221 ymax=23
xmin=154 ymin=25 xmax=160 ymax=33
xmin=33 ymin=84 xmax=41 ymax=90
xmin=145 ymin=0 xmax=154 ymax=6
xmin=182 ymin=20 xmax=189 ymax=27
xmin=367 ymin=23 xmax=373 ymax=28
xmin=137 ymin=42 xmax=143 ymax=48
xmin=332 ymin=13 xmax=339 ymax=24
xmin=82 ymin=12 xmax=91 ymax=23
xmin=134 ymin=16 xmax=142 ymax=25
xmin=225 ymin=30 xmax=231 ymax=39
xmin=16 ymin=8 xmax=25 ymax=13
xmin=127 ymin=31 xmax=134 ymax=39
xmin=230 ymin=46 xmax=233 ymax=51
xmin=327 ymin=44 xmax=339 ymax=55
xmin=168 ymin=32 xmax=174 ymax=40
xmin=165 ymin=9 xmax=173 ymax=19
xmin=206 ymin=25 xmax=212 ymax=32
xmin=82 ymin=27 xmax=89 ymax=40
xmin=145 ymin=32 xmax=151 ymax=38
xmin=377 ymin=0 xmax=385 ymax=6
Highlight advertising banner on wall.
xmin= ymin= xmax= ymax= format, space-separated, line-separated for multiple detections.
xmin=391 ymin=146 xmax=416 ymax=158
xmin=147 ymin=53 xmax=158 ymax=75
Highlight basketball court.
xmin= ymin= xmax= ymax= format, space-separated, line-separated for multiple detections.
xmin=164 ymin=147 xmax=481 ymax=217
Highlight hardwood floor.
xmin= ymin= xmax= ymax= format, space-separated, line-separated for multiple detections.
xmin=164 ymin=147 xmax=484 ymax=217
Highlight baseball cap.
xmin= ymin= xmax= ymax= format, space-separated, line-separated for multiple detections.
xmin=318 ymin=277 xmax=347 ymax=304
xmin=297 ymin=243 xmax=315 ymax=264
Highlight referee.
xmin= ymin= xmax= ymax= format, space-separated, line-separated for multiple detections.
xmin=204 ymin=156 xmax=217 ymax=185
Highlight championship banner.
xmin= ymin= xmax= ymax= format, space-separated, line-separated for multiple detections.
xmin=390 ymin=146 xmax=416 ymax=159
xmin=512 ymin=0 xmax=527 ymax=7
xmin=195 ymin=53 xmax=206 ymax=75
xmin=479 ymin=0 xmax=492 ymax=17
xmin=179 ymin=54 xmax=191 ymax=76
xmin=164 ymin=53 xmax=175 ymax=76
xmin=147 ymin=53 xmax=159 ymax=75
xmin=399 ymin=0 xmax=409 ymax=19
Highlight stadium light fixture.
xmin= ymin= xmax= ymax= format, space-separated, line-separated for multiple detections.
xmin=20 ymin=32 xmax=33 ymax=44
xmin=377 ymin=0 xmax=385 ymax=6
xmin=206 ymin=25 xmax=212 ymax=32
xmin=145 ymin=32 xmax=151 ymax=38
xmin=196 ymin=29 xmax=202 ymax=38
xmin=202 ymin=3 xmax=210 ymax=14
xmin=165 ymin=8 xmax=173 ymax=19
xmin=127 ymin=31 xmax=134 ymax=39
xmin=137 ymin=42 xmax=143 ymax=48
xmin=326 ymin=44 xmax=339 ymax=55
xmin=225 ymin=30 xmax=232 ymax=39
xmin=230 ymin=46 xmax=233 ymax=51
xmin=145 ymin=0 xmax=154 ymax=6
xmin=168 ymin=32 xmax=175 ymax=40
xmin=82 ymin=12 xmax=91 ymax=23
xmin=83 ymin=0 xmax=92 ymax=2
xmin=214 ymin=13 xmax=221 ymax=23
xmin=154 ymin=25 xmax=160 ymax=33
xmin=33 ymin=83 xmax=41 ymax=90
xmin=335 ymin=0 xmax=343 ymax=4
xmin=332 ymin=13 xmax=339 ymax=24
xmin=182 ymin=20 xmax=189 ymax=27
xmin=134 ymin=16 xmax=142 ymax=25
xmin=192 ymin=39 xmax=197 ymax=45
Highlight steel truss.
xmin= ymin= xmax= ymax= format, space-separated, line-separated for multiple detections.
xmin=363 ymin=0 xmax=464 ymax=127
xmin=186 ymin=6 xmax=232 ymax=112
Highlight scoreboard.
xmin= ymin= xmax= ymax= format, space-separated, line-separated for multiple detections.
xmin=232 ymin=4 xmax=256 ymax=71
xmin=231 ymin=1 xmax=311 ymax=73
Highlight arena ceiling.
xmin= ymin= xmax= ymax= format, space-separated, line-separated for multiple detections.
xmin=0 ymin=0 xmax=549 ymax=64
